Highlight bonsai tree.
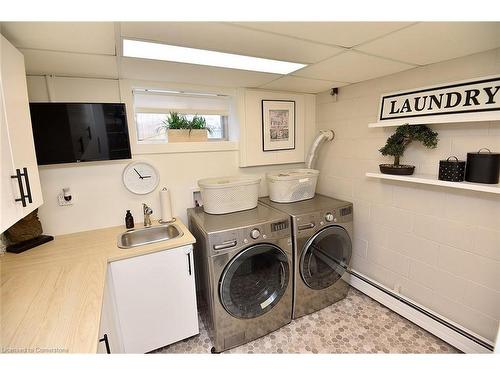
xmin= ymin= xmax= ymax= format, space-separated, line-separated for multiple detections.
xmin=379 ymin=124 xmax=438 ymax=175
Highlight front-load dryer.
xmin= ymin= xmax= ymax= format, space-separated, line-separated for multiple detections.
xmin=187 ymin=203 xmax=293 ymax=353
xmin=259 ymin=194 xmax=353 ymax=319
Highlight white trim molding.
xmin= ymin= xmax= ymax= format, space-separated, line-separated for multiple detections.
xmin=119 ymin=79 xmax=239 ymax=155
xmin=347 ymin=270 xmax=494 ymax=353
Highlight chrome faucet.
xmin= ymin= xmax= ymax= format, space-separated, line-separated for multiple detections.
xmin=143 ymin=203 xmax=153 ymax=227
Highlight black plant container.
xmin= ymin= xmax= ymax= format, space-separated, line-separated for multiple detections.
xmin=439 ymin=156 xmax=466 ymax=182
xmin=465 ymin=148 xmax=500 ymax=184
xmin=379 ymin=164 xmax=415 ymax=175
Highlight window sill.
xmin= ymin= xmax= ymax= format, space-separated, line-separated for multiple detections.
xmin=132 ymin=141 xmax=239 ymax=155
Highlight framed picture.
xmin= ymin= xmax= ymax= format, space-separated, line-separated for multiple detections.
xmin=262 ymin=100 xmax=295 ymax=152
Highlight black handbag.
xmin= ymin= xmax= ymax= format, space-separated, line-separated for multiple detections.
xmin=439 ymin=156 xmax=465 ymax=182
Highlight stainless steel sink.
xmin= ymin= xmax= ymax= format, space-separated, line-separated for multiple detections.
xmin=117 ymin=224 xmax=183 ymax=249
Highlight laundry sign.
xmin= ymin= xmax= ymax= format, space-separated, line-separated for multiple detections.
xmin=372 ymin=75 xmax=500 ymax=127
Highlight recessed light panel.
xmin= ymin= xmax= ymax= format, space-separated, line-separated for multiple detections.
xmin=123 ymin=39 xmax=306 ymax=75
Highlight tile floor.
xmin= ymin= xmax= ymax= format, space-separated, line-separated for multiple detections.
xmin=154 ymin=287 xmax=460 ymax=354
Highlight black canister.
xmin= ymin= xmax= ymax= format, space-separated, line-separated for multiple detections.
xmin=465 ymin=148 xmax=500 ymax=184
xmin=439 ymin=156 xmax=466 ymax=182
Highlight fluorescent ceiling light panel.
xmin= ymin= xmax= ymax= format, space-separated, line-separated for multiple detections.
xmin=123 ymin=39 xmax=306 ymax=75
xmin=141 ymin=89 xmax=181 ymax=94
xmin=135 ymin=88 xmax=226 ymax=97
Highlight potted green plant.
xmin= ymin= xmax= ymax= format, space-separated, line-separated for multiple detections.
xmin=157 ymin=112 xmax=211 ymax=142
xmin=379 ymin=124 xmax=439 ymax=175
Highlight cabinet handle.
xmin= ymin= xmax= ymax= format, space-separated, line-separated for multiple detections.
xmin=11 ymin=168 xmax=27 ymax=207
xmin=187 ymin=253 xmax=192 ymax=275
xmin=79 ymin=137 xmax=84 ymax=154
xmin=23 ymin=167 xmax=32 ymax=204
xmin=99 ymin=333 xmax=111 ymax=354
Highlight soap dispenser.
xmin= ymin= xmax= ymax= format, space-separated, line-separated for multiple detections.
xmin=125 ymin=210 xmax=134 ymax=229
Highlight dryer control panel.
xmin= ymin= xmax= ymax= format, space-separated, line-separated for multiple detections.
xmin=294 ymin=203 xmax=353 ymax=237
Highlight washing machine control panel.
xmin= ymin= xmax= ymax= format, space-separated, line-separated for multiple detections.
xmin=211 ymin=218 xmax=291 ymax=254
xmin=325 ymin=212 xmax=335 ymax=222
xmin=271 ymin=220 xmax=289 ymax=232
xmin=250 ymin=229 xmax=261 ymax=239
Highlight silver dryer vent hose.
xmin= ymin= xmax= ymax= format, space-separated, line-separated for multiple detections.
xmin=305 ymin=129 xmax=335 ymax=169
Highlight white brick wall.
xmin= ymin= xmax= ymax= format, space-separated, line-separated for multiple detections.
xmin=315 ymin=48 xmax=500 ymax=342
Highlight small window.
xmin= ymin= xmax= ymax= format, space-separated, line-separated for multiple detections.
xmin=133 ymin=89 xmax=230 ymax=144
xmin=135 ymin=112 xmax=228 ymax=142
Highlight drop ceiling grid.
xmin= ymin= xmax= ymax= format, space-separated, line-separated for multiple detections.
xmin=0 ymin=22 xmax=117 ymax=55
xmin=254 ymin=22 xmax=500 ymax=90
xmin=259 ymin=75 xmax=350 ymax=94
xmin=354 ymin=22 xmax=500 ymax=66
xmin=289 ymin=50 xmax=416 ymax=85
xmin=119 ymin=22 xmax=346 ymax=65
xmin=251 ymin=22 xmax=426 ymax=90
xmin=2 ymin=22 xmax=500 ymax=93
xmin=227 ymin=22 xmax=417 ymax=49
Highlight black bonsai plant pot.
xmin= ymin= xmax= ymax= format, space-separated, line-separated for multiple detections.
xmin=379 ymin=164 xmax=415 ymax=175
xmin=378 ymin=124 xmax=439 ymax=176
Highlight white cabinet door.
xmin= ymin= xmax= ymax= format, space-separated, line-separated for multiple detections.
xmin=97 ymin=267 xmax=124 ymax=353
xmin=0 ymin=85 xmax=22 ymax=231
xmin=0 ymin=35 xmax=43 ymax=232
xmin=110 ymin=245 xmax=199 ymax=353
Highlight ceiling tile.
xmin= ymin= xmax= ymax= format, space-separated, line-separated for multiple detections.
xmin=259 ymin=76 xmax=349 ymax=94
xmin=21 ymin=49 xmax=118 ymax=78
xmin=120 ymin=22 xmax=343 ymax=64
xmin=355 ymin=22 xmax=500 ymax=65
xmin=293 ymin=50 xmax=415 ymax=83
xmin=120 ymin=57 xmax=280 ymax=88
xmin=1 ymin=22 xmax=116 ymax=55
xmin=232 ymin=22 xmax=413 ymax=48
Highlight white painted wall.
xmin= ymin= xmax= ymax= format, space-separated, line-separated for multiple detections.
xmin=315 ymin=48 xmax=500 ymax=342
xmin=27 ymin=76 xmax=314 ymax=236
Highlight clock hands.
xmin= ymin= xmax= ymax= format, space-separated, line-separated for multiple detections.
xmin=133 ymin=168 xmax=144 ymax=179
xmin=125 ymin=162 xmax=159 ymax=195
xmin=133 ymin=168 xmax=153 ymax=180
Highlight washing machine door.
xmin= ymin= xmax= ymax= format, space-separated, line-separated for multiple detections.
xmin=300 ymin=225 xmax=352 ymax=290
xmin=219 ymin=243 xmax=289 ymax=319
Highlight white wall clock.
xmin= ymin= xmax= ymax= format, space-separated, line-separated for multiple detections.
xmin=123 ymin=161 xmax=160 ymax=195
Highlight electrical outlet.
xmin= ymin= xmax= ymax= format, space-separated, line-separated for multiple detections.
xmin=58 ymin=193 xmax=73 ymax=206
xmin=191 ymin=189 xmax=202 ymax=208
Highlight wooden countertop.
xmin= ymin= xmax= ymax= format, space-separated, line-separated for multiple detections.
xmin=0 ymin=218 xmax=195 ymax=353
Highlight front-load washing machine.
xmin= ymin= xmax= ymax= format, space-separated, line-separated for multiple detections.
xmin=187 ymin=203 xmax=293 ymax=353
xmin=259 ymin=194 xmax=353 ymax=319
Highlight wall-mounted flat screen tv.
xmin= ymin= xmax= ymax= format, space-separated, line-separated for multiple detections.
xmin=29 ymin=103 xmax=132 ymax=165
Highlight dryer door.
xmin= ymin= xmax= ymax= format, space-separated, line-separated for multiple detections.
xmin=219 ymin=243 xmax=289 ymax=319
xmin=300 ymin=225 xmax=352 ymax=290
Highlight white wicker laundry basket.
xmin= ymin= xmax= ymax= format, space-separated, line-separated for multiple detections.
xmin=198 ymin=176 xmax=261 ymax=214
xmin=267 ymin=169 xmax=319 ymax=203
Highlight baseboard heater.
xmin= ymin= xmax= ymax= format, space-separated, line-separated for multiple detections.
xmin=347 ymin=269 xmax=494 ymax=353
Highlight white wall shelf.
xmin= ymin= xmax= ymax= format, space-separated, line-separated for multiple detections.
xmin=366 ymin=172 xmax=500 ymax=194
